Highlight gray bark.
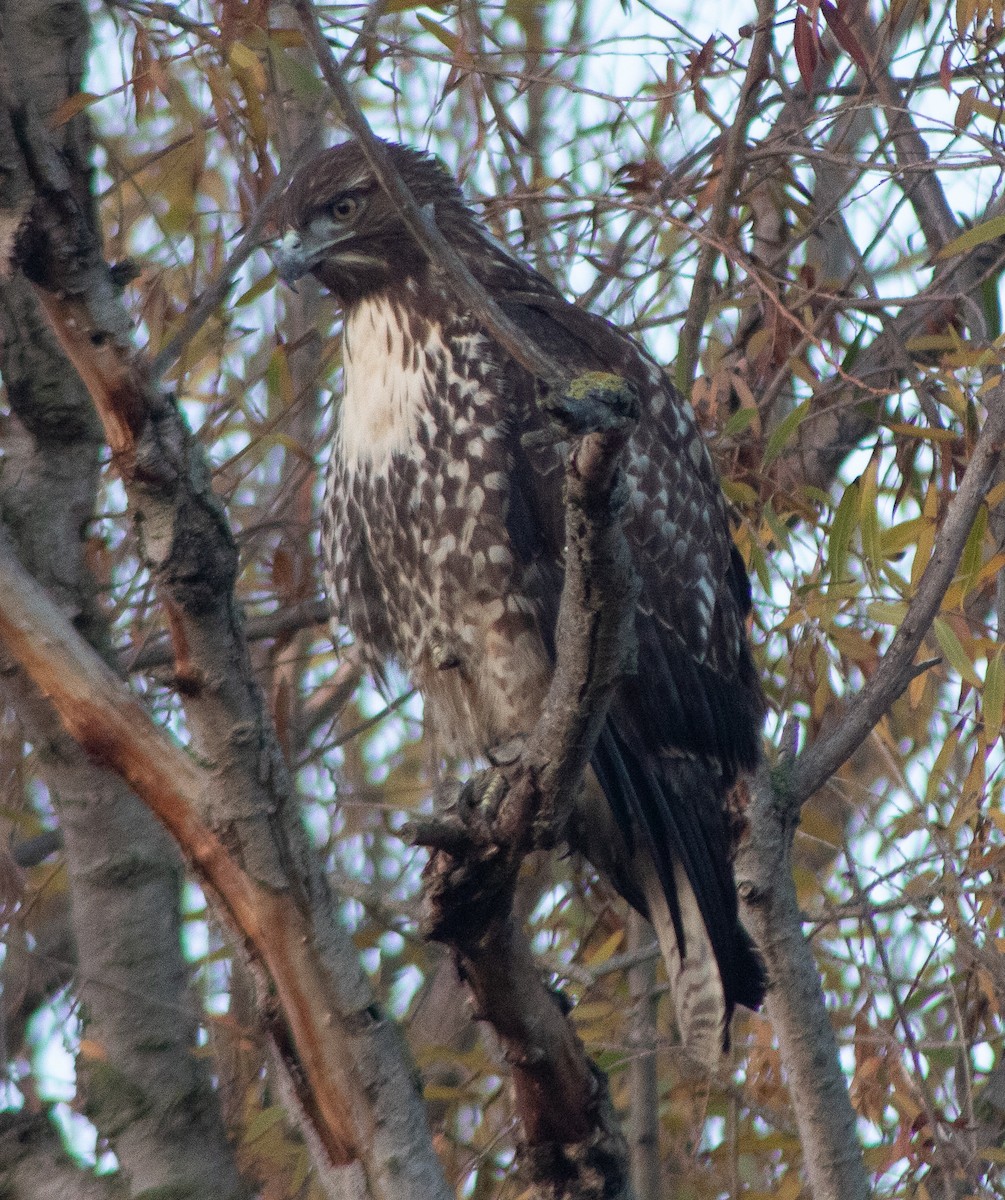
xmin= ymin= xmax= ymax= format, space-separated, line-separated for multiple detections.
xmin=0 ymin=2 xmax=247 ymax=1195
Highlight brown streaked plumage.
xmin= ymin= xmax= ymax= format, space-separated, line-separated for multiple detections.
xmin=275 ymin=140 xmax=766 ymax=1064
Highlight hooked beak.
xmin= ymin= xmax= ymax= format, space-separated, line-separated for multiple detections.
xmin=272 ymin=213 xmax=356 ymax=285
xmin=272 ymin=227 xmax=326 ymax=285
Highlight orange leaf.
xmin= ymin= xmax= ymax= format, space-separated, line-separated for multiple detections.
xmin=940 ymin=46 xmax=953 ymax=93
xmin=49 ymin=92 xmax=101 ymax=128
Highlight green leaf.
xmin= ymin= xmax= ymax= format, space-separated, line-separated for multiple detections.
xmin=271 ymin=47 xmax=325 ymax=103
xmin=723 ymin=405 xmax=758 ymax=437
xmin=984 ymin=649 xmax=1005 ymax=743
xmin=958 ymin=503 xmax=988 ymax=594
xmin=937 ymin=214 xmax=1005 ymax=260
xmin=865 ymin=600 xmax=908 ymax=625
xmin=382 ymin=0 xmax=446 ymax=10
xmin=934 ymin=618 xmax=982 ymax=687
xmin=235 ymin=270 xmax=276 ymax=308
xmin=763 ymin=398 xmax=811 ymax=464
xmin=858 ymin=459 xmax=881 ymax=579
xmin=925 ymin=720 xmax=961 ymax=807
xmin=762 ymin=501 xmax=792 ymax=554
xmin=828 ymin=480 xmax=859 ymax=582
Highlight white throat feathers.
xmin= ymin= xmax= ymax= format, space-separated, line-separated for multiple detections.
xmin=337 ymin=294 xmax=445 ymax=472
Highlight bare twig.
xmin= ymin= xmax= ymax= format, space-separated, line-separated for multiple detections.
xmin=150 ymin=170 xmax=288 ymax=381
xmin=0 ymin=534 xmax=371 ymax=1169
xmin=675 ymin=0 xmax=776 ymax=390
xmin=127 ymin=596 xmax=331 ymax=670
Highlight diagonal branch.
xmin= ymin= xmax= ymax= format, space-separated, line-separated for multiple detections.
xmin=675 ymin=0 xmax=776 ymax=390
xmin=0 ymin=532 xmax=372 ymax=1169
xmin=790 ymin=380 xmax=1005 ymax=805
xmin=149 ymin=169 xmax=288 ymax=381
xmin=3 ymin=53 xmax=450 ymax=1200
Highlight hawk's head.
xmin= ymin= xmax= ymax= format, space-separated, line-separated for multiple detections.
xmin=274 ymin=140 xmax=469 ymax=305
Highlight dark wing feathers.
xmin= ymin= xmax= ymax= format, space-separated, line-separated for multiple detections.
xmin=494 ymin=269 xmax=766 ymax=1019
xmin=497 ymin=280 xmax=764 ymax=768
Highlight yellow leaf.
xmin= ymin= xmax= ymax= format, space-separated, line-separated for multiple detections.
xmin=881 ymin=517 xmax=924 ymax=555
xmin=908 ymin=664 xmax=928 ymax=709
xmin=971 ymin=96 xmax=1005 ymax=122
xmin=865 ymin=601 xmax=908 ymax=625
xmin=423 ymin=1084 xmax=467 ymax=1101
xmin=886 ymin=421 xmax=959 ymax=443
xmin=78 ymin=1038 xmax=108 ymax=1061
xmin=235 ymin=270 xmax=277 ymax=308
xmin=228 ymin=41 xmax=260 ymax=73
xmin=789 ymin=354 xmax=818 ymax=387
xmin=583 ymin=928 xmax=624 ymax=966
xmin=49 ymin=91 xmax=102 ymax=127
xmin=912 ymin=518 xmax=936 ymax=589
xmin=721 ymin=477 xmax=759 ymax=506
xmin=416 ymin=13 xmax=458 ymax=51
xmin=244 ymin=1105 xmax=284 ymax=1140
xmin=938 ymin=213 xmax=1005 ymax=260
xmin=570 ymin=1001 xmax=615 ymax=1023
xmin=906 ymin=333 xmax=957 ymax=354
xmin=926 ymin=723 xmax=961 ymax=807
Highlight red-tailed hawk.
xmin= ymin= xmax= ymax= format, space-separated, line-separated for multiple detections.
xmin=274 ymin=140 xmax=765 ymax=1063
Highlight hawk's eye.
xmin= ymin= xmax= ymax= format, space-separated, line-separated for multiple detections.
xmin=330 ymin=196 xmax=359 ymax=223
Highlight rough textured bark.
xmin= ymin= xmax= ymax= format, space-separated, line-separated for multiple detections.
xmin=415 ymin=382 xmax=640 ymax=1198
xmin=625 ymin=912 xmax=661 ymax=1200
xmin=735 ymin=381 xmax=1005 ymax=1200
xmin=0 ymin=2 xmax=246 ymax=1194
xmin=0 ymin=536 xmax=450 ymax=1199
xmin=0 ymin=7 xmax=450 ymax=1196
xmin=736 ymin=770 xmax=870 ymax=1200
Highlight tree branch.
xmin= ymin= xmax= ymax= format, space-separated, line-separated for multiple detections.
xmin=415 ymin=377 xmax=639 ymax=1197
xmin=0 ymin=535 xmax=443 ymax=1192
xmin=790 ymin=380 xmax=1005 ymax=804
xmin=2 ymin=51 xmax=450 ymax=1200
xmin=149 ymin=169 xmax=288 ymax=382
xmin=735 ymin=768 xmax=871 ymax=1200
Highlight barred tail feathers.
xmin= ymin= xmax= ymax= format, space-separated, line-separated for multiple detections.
xmin=585 ymin=725 xmax=765 ymax=1061
xmin=636 ymin=853 xmax=726 ymax=1067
